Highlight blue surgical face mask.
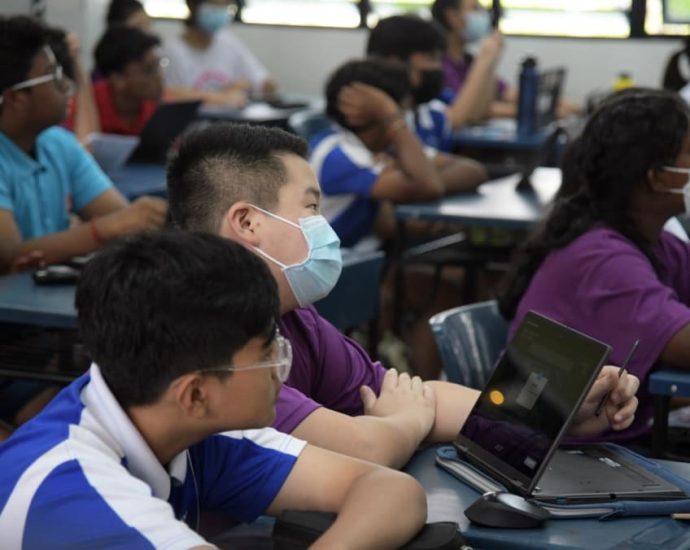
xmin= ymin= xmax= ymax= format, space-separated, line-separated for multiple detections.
xmin=463 ymin=10 xmax=492 ymax=44
xmin=662 ymin=166 xmax=690 ymax=216
xmin=197 ymin=3 xmax=232 ymax=34
xmin=250 ymin=205 xmax=343 ymax=307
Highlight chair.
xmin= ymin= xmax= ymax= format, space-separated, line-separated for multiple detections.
xmin=428 ymin=300 xmax=508 ymax=389
xmin=287 ymin=109 xmax=332 ymax=141
xmin=314 ymin=249 xmax=385 ymax=356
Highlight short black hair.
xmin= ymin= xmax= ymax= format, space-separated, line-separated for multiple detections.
xmin=76 ymin=230 xmax=279 ymax=409
xmin=367 ymin=15 xmax=446 ymax=61
xmin=325 ymin=58 xmax=410 ymax=130
xmin=167 ymin=122 xmax=308 ymax=233
xmin=0 ymin=15 xmax=49 ymax=93
xmin=94 ymin=26 xmax=160 ymax=76
xmin=106 ymin=0 xmax=146 ymax=27
xmin=431 ymin=0 xmax=460 ymax=31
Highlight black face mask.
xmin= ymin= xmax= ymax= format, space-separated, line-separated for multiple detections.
xmin=412 ymin=69 xmax=444 ymax=105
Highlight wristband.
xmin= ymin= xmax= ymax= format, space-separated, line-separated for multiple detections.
xmin=90 ymin=219 xmax=104 ymax=246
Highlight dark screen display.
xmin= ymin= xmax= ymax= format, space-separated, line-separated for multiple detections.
xmin=459 ymin=312 xmax=610 ymax=482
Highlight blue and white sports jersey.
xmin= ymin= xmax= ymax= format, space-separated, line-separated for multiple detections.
xmin=0 ymin=364 xmax=306 ymax=549
xmin=408 ymin=100 xmax=452 ymax=153
xmin=310 ymin=126 xmax=385 ymax=250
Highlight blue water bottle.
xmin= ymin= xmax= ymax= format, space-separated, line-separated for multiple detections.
xmin=517 ymin=56 xmax=538 ymax=136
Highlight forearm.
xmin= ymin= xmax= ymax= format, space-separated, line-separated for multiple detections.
xmin=435 ymin=154 xmax=488 ymax=194
xmin=391 ymin=125 xmax=443 ymax=199
xmin=0 ymin=224 xmax=100 ymax=272
xmin=425 ymin=381 xmax=480 ymax=444
xmin=311 ymin=469 xmax=426 ymax=550
xmin=489 ymin=99 xmax=517 ymax=119
xmin=447 ymin=56 xmax=499 ymax=129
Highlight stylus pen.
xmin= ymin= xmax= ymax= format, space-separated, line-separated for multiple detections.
xmin=594 ymin=338 xmax=640 ymax=417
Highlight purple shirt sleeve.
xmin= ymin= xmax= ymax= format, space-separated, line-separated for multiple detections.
xmin=273 ymin=306 xmax=387 ymax=433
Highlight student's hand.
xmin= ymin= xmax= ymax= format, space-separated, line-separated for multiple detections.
xmin=95 ymin=196 xmax=168 ymax=240
xmin=476 ymin=30 xmax=504 ymax=64
xmin=65 ymin=32 xmax=80 ymax=62
xmin=557 ymin=97 xmax=583 ymax=118
xmin=10 ymin=250 xmax=46 ymax=273
xmin=338 ymin=82 xmax=400 ymax=128
xmin=360 ymin=369 xmax=436 ymax=444
xmin=568 ymin=366 xmax=640 ymax=437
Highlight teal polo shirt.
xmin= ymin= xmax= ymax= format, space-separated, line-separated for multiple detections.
xmin=0 ymin=127 xmax=113 ymax=240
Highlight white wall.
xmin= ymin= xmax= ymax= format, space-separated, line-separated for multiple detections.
xmin=1 ymin=1 xmax=682 ymax=105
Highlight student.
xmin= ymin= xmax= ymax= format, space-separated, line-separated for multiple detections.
xmin=106 ymin=0 xmax=153 ymax=32
xmin=499 ymin=89 xmax=690 ymax=444
xmin=431 ymin=0 xmax=581 ymax=120
xmin=167 ymin=122 xmax=640 ymax=468
xmin=93 ymin=26 xmax=164 ymax=136
xmin=164 ymin=0 xmax=277 ymax=107
xmin=0 ymin=230 xmax=427 ymax=549
xmin=313 ymin=58 xmax=485 ymax=250
xmin=0 ymin=15 xmax=168 ymax=273
xmin=367 ymin=13 xmax=496 ymax=141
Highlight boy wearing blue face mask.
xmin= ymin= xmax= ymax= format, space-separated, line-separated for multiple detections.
xmin=168 ymin=122 xmax=641 ymax=469
xmin=164 ymin=0 xmax=277 ymax=108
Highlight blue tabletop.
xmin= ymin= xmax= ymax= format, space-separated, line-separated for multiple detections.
xmin=396 ymin=167 xmax=561 ymax=229
xmin=109 ymin=163 xmax=167 ymax=200
xmin=405 ymin=446 xmax=690 ymax=549
xmin=0 ymin=273 xmax=76 ymax=329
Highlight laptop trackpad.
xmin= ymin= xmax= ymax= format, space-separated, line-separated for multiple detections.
xmin=534 ymin=446 xmax=685 ymax=502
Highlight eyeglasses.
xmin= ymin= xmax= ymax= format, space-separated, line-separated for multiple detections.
xmin=199 ymin=334 xmax=293 ymax=383
xmin=0 ymin=46 xmax=71 ymax=105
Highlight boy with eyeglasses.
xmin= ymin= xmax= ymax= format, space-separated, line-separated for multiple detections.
xmin=0 ymin=230 xmax=427 ymax=549
xmin=0 ymin=15 xmax=167 ymax=273
xmin=91 ymin=25 xmax=165 ymax=136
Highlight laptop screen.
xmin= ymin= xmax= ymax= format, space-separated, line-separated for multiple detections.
xmin=454 ymin=311 xmax=611 ymax=495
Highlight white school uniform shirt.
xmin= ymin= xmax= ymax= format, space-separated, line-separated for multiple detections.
xmin=0 ymin=363 xmax=305 ymax=549
xmin=164 ymin=29 xmax=269 ymax=93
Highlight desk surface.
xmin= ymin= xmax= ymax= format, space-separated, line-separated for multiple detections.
xmin=197 ymin=95 xmax=323 ymax=125
xmin=451 ymin=120 xmax=551 ymax=151
xmin=396 ymin=167 xmax=561 ymax=229
xmin=109 ymin=163 xmax=167 ymax=200
xmin=405 ymin=446 xmax=690 ymax=550
xmin=0 ymin=273 xmax=76 ymax=329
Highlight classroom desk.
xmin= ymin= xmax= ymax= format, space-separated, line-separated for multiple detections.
xmin=406 ymin=446 xmax=690 ymax=550
xmin=109 ymin=163 xmax=167 ymax=200
xmin=451 ymin=119 xmax=553 ymax=151
xmin=395 ymin=167 xmax=561 ymax=229
xmin=197 ymin=95 xmax=323 ymax=129
xmin=0 ymin=272 xmax=76 ymax=329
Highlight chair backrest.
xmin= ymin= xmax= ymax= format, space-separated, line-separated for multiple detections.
xmin=288 ymin=109 xmax=332 ymax=141
xmin=314 ymin=249 xmax=384 ymax=332
xmin=429 ymin=300 xmax=508 ymax=389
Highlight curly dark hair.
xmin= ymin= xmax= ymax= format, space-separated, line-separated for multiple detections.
xmin=499 ymin=88 xmax=690 ymax=320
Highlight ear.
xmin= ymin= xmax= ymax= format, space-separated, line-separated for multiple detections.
xmin=172 ymin=373 xmax=211 ymax=420
xmin=646 ymin=167 xmax=671 ymax=193
xmin=221 ymin=201 xmax=262 ymax=247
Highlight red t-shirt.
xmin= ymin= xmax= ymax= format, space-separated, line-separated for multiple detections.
xmin=93 ymin=80 xmax=158 ymax=136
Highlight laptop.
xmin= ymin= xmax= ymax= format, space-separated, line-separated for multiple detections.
xmin=127 ymin=100 xmax=201 ymax=164
xmin=440 ymin=311 xmax=686 ymax=503
xmin=533 ymin=68 xmax=566 ymax=131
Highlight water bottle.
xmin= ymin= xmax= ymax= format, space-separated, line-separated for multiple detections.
xmin=517 ymin=56 xmax=539 ymax=136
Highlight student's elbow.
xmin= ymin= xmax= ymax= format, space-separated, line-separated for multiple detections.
xmin=351 ymin=428 xmax=408 ymax=468
xmin=393 ymin=471 xmax=427 ymax=531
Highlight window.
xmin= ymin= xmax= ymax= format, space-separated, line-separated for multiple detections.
xmin=143 ymin=0 xmax=686 ymax=38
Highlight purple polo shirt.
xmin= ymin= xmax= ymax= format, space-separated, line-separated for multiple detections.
xmin=441 ymin=52 xmax=508 ymax=104
xmin=510 ymin=227 xmax=690 ymax=444
xmin=274 ymin=306 xmax=387 ymax=433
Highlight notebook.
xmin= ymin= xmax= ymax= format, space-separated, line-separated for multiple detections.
xmin=127 ymin=100 xmax=201 ymax=164
xmin=87 ymin=133 xmax=140 ymax=174
xmin=444 ymin=311 xmax=686 ymax=503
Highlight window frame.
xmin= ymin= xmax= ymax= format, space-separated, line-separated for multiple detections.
xmin=146 ymin=0 xmax=689 ymax=39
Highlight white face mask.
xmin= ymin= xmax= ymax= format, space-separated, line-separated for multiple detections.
xmin=662 ymin=166 xmax=690 ymax=216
